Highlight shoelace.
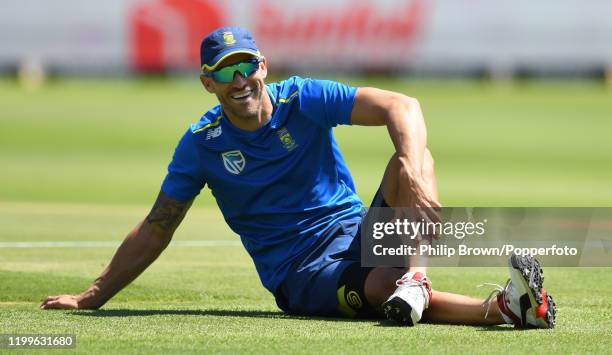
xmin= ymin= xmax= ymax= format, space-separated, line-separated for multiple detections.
xmin=396 ymin=274 xmax=432 ymax=308
xmin=396 ymin=276 xmax=432 ymax=288
xmin=476 ymin=279 xmax=510 ymax=319
xmin=395 ymin=275 xmax=412 ymax=287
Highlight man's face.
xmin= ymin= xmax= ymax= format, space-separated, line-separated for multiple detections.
xmin=200 ymin=53 xmax=268 ymax=121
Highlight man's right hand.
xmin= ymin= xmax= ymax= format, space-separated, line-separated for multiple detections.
xmin=40 ymin=295 xmax=81 ymax=310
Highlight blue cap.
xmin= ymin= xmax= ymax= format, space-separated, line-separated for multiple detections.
xmin=200 ymin=26 xmax=260 ymax=72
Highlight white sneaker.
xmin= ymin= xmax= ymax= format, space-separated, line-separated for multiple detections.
xmin=483 ymin=254 xmax=556 ymax=328
xmin=382 ymin=272 xmax=432 ymax=326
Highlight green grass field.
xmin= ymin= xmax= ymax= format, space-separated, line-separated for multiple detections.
xmin=1 ymin=78 xmax=612 ymax=353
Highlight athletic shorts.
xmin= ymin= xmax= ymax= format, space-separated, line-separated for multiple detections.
xmin=274 ymin=190 xmax=388 ymax=318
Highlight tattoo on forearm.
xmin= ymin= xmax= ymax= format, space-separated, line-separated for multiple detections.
xmin=145 ymin=192 xmax=192 ymax=231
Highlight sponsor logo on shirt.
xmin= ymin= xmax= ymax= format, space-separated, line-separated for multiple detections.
xmin=221 ymin=150 xmax=245 ymax=174
xmin=277 ymin=127 xmax=298 ymax=151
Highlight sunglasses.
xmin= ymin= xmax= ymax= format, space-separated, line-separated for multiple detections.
xmin=203 ymin=58 xmax=262 ymax=83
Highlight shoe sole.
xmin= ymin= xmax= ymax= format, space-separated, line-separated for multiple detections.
xmin=382 ymin=297 xmax=415 ymax=326
xmin=509 ymin=254 xmax=557 ymax=328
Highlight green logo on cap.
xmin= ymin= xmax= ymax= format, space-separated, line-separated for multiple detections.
xmin=223 ymin=32 xmax=236 ymax=46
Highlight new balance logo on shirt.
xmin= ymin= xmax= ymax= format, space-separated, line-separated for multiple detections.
xmin=206 ymin=126 xmax=222 ymax=140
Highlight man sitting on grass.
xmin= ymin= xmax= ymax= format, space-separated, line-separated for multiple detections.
xmin=42 ymin=26 xmax=556 ymax=329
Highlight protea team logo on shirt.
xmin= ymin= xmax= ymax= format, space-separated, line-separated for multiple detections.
xmin=277 ymin=127 xmax=298 ymax=151
xmin=221 ymin=150 xmax=245 ymax=175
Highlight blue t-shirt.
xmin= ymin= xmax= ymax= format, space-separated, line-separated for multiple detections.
xmin=161 ymin=76 xmax=364 ymax=292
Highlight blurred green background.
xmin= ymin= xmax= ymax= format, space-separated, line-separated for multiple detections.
xmin=1 ymin=78 xmax=611 ymax=208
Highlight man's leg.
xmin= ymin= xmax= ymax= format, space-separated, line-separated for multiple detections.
xmin=376 ymin=150 xmax=437 ymax=274
xmin=364 ymin=267 xmax=504 ymax=325
xmin=363 ymin=149 xmax=505 ymax=325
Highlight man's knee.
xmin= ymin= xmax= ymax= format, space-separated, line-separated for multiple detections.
xmin=380 ymin=154 xmax=401 ymax=206
xmin=388 ymin=149 xmax=434 ymax=172
xmin=380 ymin=149 xmax=435 ymax=207
xmin=422 ymin=148 xmax=435 ymax=176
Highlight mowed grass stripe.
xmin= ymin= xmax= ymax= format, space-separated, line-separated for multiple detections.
xmin=0 ymin=240 xmax=242 ymax=248
xmin=0 ymin=201 xmax=235 ymax=243
xmin=1 ymin=79 xmax=611 ymax=206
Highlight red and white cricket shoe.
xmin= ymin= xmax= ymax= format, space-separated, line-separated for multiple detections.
xmin=485 ymin=254 xmax=557 ymax=329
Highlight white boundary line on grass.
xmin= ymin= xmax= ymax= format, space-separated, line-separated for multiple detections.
xmin=0 ymin=240 xmax=242 ymax=248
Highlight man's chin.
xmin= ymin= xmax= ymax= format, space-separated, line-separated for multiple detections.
xmin=221 ymin=100 xmax=261 ymax=121
xmin=238 ymin=103 xmax=261 ymax=118
xmin=230 ymin=108 xmax=258 ymax=121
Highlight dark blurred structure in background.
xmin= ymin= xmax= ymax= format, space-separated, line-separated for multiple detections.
xmin=1 ymin=0 xmax=611 ymax=79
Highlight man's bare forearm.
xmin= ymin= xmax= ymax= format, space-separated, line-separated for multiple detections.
xmin=77 ymin=192 xmax=193 ymax=309
xmin=384 ymin=95 xmax=427 ymax=176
